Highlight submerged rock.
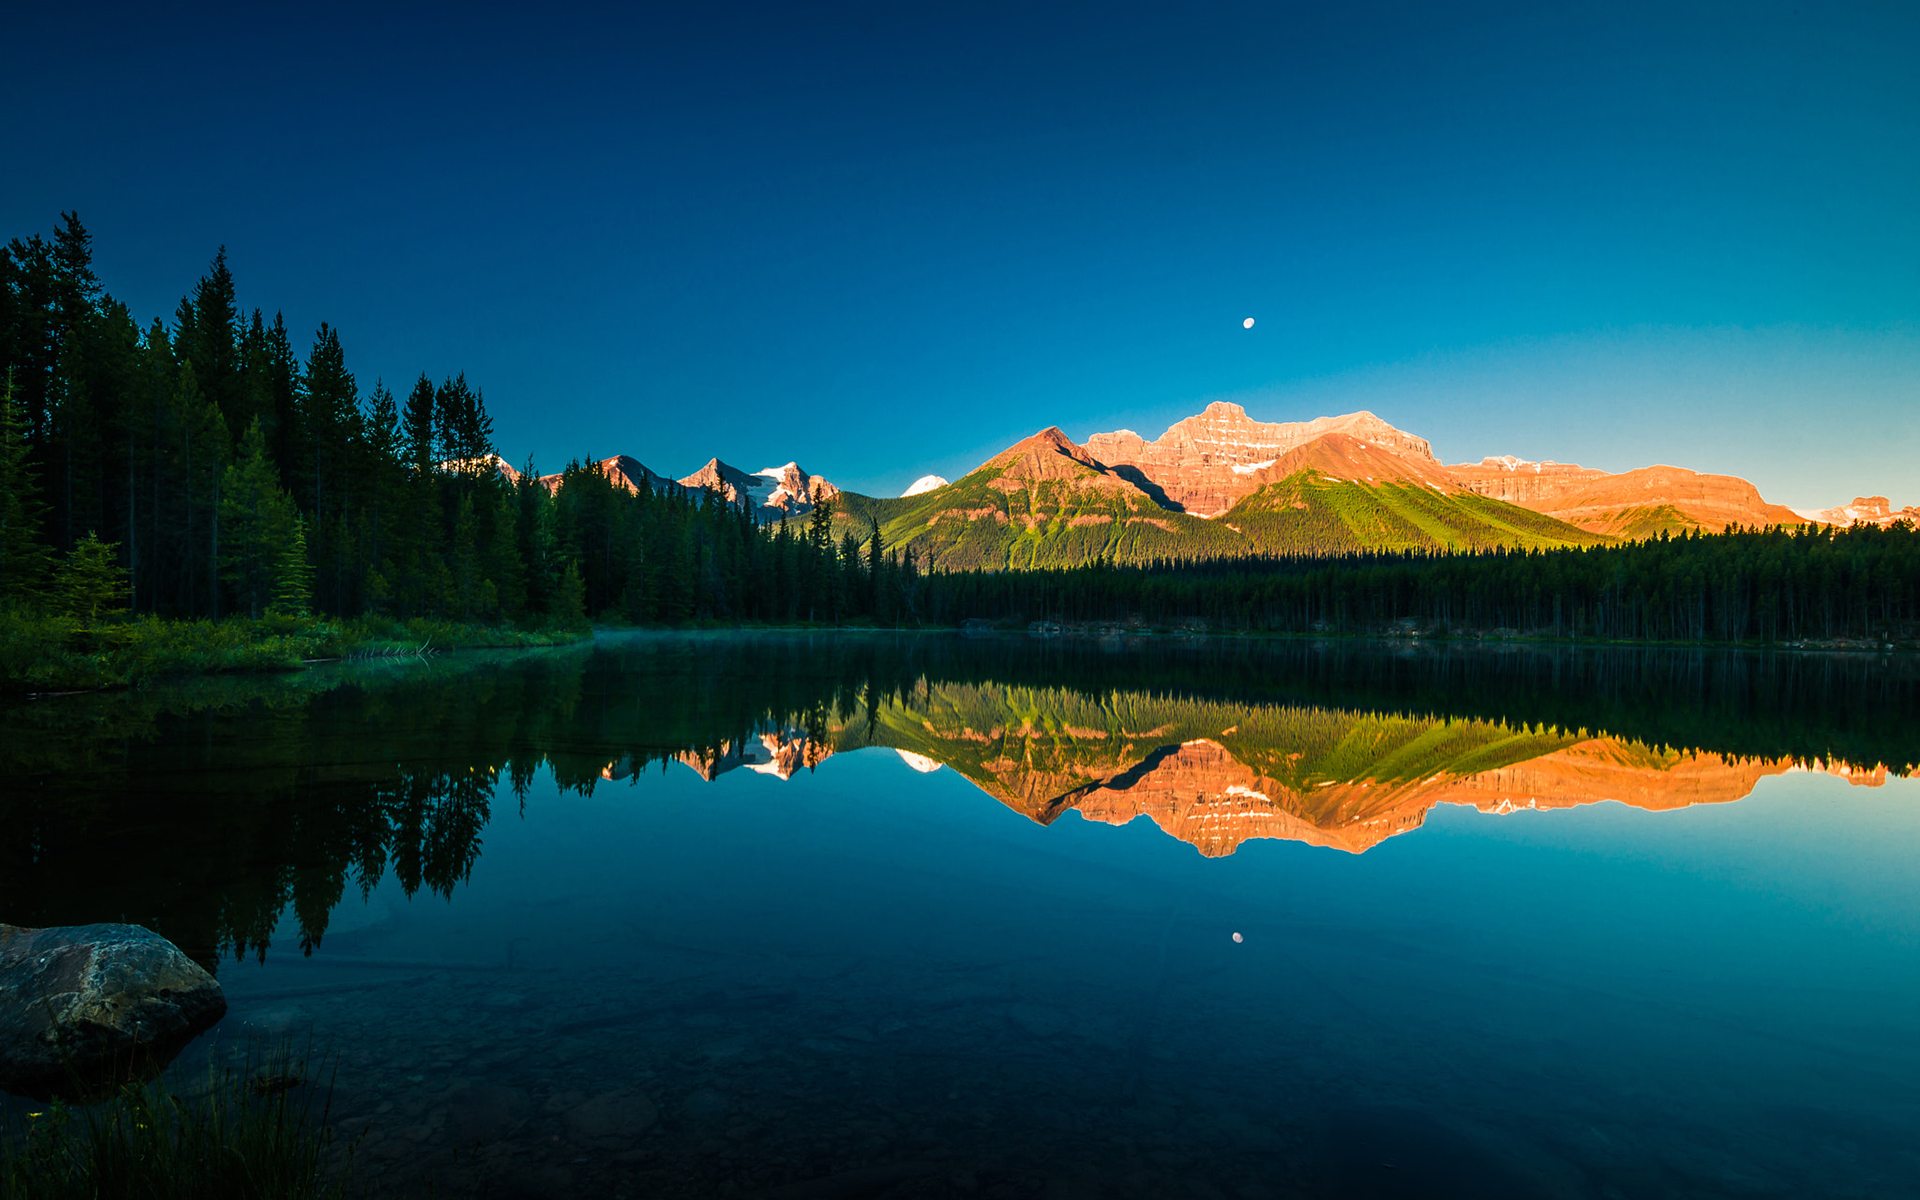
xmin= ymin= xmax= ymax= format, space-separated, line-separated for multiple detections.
xmin=566 ymin=1089 xmax=658 ymax=1146
xmin=0 ymin=922 xmax=226 ymax=1099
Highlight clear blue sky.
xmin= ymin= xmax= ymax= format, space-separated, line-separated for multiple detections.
xmin=5 ymin=0 xmax=1915 ymax=507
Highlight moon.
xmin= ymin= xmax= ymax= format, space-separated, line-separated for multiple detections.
xmin=1242 ymin=317 xmax=1255 ymax=329
xmin=1232 ymin=931 xmax=1244 ymax=943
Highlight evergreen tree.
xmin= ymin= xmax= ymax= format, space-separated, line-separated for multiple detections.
xmin=0 ymin=370 xmax=52 ymax=604
xmin=403 ymin=373 xmax=437 ymax=471
xmin=220 ymin=417 xmax=298 ymax=618
xmin=271 ymin=516 xmax=315 ymax=617
xmin=264 ymin=312 xmax=301 ymax=483
xmin=53 ymin=531 xmax=128 ymax=624
xmin=177 ymin=248 xmax=245 ymax=435
xmin=554 ymin=559 xmax=587 ymax=627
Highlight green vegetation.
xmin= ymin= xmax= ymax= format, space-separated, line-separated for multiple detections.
xmin=1596 ymin=503 xmax=1697 ymax=540
xmin=1225 ymin=473 xmax=1607 ymax=554
xmin=835 ymin=463 xmax=1248 ymax=570
xmin=6 ymin=213 xmax=1909 ymax=662
xmin=0 ymin=610 xmax=581 ymax=693
xmin=840 ymin=678 xmax=1590 ymax=818
xmin=908 ymin=521 xmax=1920 ymax=645
xmin=836 ymin=463 xmax=1604 ymax=572
xmin=0 ymin=213 xmax=928 ymax=666
xmin=0 ymin=1042 xmax=356 ymax=1200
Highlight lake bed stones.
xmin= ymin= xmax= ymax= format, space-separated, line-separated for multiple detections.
xmin=565 ymin=1088 xmax=659 ymax=1147
xmin=0 ymin=922 xmax=226 ymax=1099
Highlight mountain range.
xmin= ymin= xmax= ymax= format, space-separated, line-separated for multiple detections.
xmin=600 ymin=681 xmax=1891 ymax=857
xmin=511 ymin=401 xmax=1906 ymax=566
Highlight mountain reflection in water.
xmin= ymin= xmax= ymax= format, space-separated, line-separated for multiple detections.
xmin=644 ymin=688 xmax=1893 ymax=856
xmin=5 ymin=632 xmax=1919 ymax=1199
xmin=2 ymin=632 xmax=1912 ymax=971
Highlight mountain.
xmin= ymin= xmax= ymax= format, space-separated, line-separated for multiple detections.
xmin=835 ymin=423 xmax=1602 ymax=568
xmin=612 ymin=680 xmax=1888 ymax=857
xmin=505 ymin=399 xmax=1835 ymax=563
xmin=1450 ymin=457 xmax=1806 ymax=536
xmin=526 ymin=455 xmax=682 ymax=496
xmin=1793 ymin=495 xmax=1920 ymax=528
xmin=834 ymin=427 xmax=1249 ymax=570
xmin=516 ymin=454 xmax=836 ymax=512
xmin=1074 ymin=400 xmax=1807 ymax=538
xmin=1086 ymin=403 xmax=1439 ymax=516
xmin=1215 ymin=439 xmax=1611 ymax=555
xmin=677 ymin=459 xmax=838 ymax=516
xmin=755 ymin=462 xmax=838 ymax=514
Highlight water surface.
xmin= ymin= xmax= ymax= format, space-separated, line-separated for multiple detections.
xmin=4 ymin=633 xmax=1917 ymax=1199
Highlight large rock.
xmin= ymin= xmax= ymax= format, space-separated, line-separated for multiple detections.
xmin=0 ymin=922 xmax=226 ymax=1099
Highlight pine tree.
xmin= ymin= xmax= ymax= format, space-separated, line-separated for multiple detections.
xmin=271 ymin=515 xmax=315 ymax=617
xmin=0 ymin=370 xmax=53 ymax=605
xmin=53 ymin=531 xmax=129 ymax=624
xmin=178 ymin=248 xmax=245 ymax=434
xmin=361 ymin=378 xmax=404 ymax=591
xmin=402 ymin=373 xmax=436 ymax=471
xmin=264 ymin=312 xmax=300 ymax=483
xmin=554 ymin=559 xmax=587 ymax=627
xmin=866 ymin=517 xmax=884 ymax=617
xmin=220 ymin=417 xmax=298 ymax=618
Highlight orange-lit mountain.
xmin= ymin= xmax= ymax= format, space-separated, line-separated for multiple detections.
xmin=624 ymin=684 xmax=1898 ymax=857
xmin=1793 ymin=495 xmax=1920 ymax=529
xmin=1449 ymin=457 xmax=1807 ymax=537
xmin=1072 ymin=400 xmax=1811 ymax=536
xmin=497 ymin=401 xmax=1840 ymax=551
xmin=511 ymin=454 xmax=837 ymax=515
xmin=677 ymin=459 xmax=837 ymax=516
xmin=1236 ymin=430 xmax=1460 ymax=491
xmin=1065 ymin=737 xmax=1837 ymax=855
xmin=1084 ymin=403 xmax=1441 ymax=516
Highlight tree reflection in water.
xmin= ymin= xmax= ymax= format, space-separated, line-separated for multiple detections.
xmin=3 ymin=634 xmax=1913 ymax=971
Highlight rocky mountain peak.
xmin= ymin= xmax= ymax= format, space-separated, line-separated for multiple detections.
xmin=982 ymin=427 xmax=1110 ymax=483
xmin=1082 ymin=405 xmax=1437 ymax=516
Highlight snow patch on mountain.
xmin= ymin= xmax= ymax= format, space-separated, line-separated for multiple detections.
xmin=902 ymin=475 xmax=949 ymax=497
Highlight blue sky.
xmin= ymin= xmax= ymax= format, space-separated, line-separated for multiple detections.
xmin=4 ymin=0 xmax=1915 ymax=506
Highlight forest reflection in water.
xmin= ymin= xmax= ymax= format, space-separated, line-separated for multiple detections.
xmin=3 ymin=631 xmax=1913 ymax=975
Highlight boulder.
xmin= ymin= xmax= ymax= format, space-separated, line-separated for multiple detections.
xmin=0 ymin=922 xmax=226 ymax=1099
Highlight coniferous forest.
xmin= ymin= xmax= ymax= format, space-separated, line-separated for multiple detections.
xmin=2 ymin=213 xmax=1916 ymax=690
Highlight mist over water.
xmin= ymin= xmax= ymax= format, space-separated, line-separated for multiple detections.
xmin=4 ymin=633 xmax=1917 ymax=1198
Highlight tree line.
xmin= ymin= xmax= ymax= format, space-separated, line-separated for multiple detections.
xmin=912 ymin=522 xmax=1920 ymax=644
xmin=6 ymin=214 xmax=1914 ymax=645
xmin=0 ymin=213 xmax=932 ymax=629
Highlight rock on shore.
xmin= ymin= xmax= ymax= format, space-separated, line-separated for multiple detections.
xmin=0 ymin=922 xmax=226 ymax=1099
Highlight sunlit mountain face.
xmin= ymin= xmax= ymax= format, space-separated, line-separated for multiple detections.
xmin=613 ymin=678 xmax=1894 ymax=856
xmin=4 ymin=632 xmax=1911 ymax=971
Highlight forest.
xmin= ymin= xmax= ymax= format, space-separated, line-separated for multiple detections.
xmin=0 ymin=213 xmax=914 ymax=663
xmin=912 ymin=522 xmax=1920 ymax=645
xmin=3 ymin=213 xmax=1916 ymax=674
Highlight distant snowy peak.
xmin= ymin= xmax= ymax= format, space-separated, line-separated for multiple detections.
xmin=751 ymin=461 xmax=839 ymax=514
xmin=902 ymin=474 xmax=949 ymax=497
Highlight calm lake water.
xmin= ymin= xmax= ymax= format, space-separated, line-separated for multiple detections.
xmin=4 ymin=632 xmax=1918 ymax=1199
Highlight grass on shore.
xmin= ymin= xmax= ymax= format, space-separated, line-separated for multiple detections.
xmin=0 ymin=1042 xmax=358 ymax=1200
xmin=0 ymin=609 xmax=587 ymax=693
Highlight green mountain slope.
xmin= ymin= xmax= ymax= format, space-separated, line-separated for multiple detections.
xmin=833 ymin=428 xmax=1249 ymax=570
xmin=1221 ymin=472 xmax=1611 ymax=555
xmin=831 ymin=428 xmax=1609 ymax=569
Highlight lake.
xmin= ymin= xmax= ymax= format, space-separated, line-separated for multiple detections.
xmin=3 ymin=632 xmax=1917 ymax=1199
